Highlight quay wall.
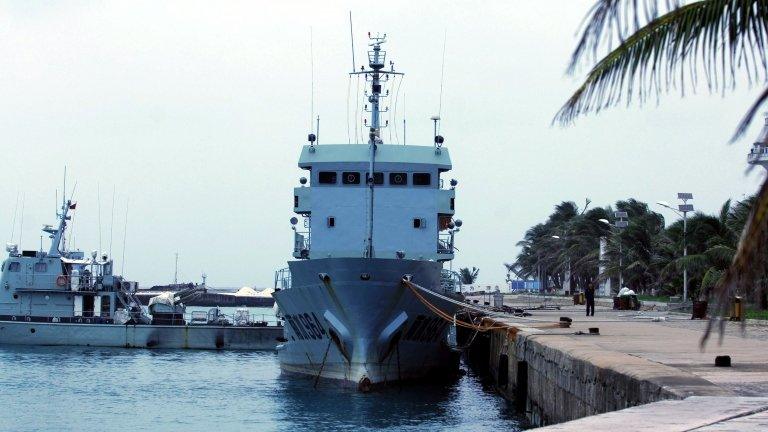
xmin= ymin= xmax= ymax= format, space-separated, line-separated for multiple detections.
xmin=484 ymin=326 xmax=722 ymax=427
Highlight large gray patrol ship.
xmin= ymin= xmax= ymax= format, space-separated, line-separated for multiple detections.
xmin=273 ymin=33 xmax=464 ymax=389
xmin=0 ymin=195 xmax=282 ymax=349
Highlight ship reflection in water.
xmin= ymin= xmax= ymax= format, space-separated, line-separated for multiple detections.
xmin=0 ymin=344 xmax=525 ymax=431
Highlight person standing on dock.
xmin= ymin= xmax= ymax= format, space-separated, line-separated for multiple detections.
xmin=585 ymin=282 xmax=596 ymax=317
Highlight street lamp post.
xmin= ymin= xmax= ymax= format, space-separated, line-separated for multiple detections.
xmin=599 ymin=212 xmax=628 ymax=295
xmin=656 ymin=193 xmax=694 ymax=302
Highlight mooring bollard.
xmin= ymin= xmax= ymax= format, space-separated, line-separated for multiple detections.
xmin=715 ymin=355 xmax=732 ymax=367
xmin=691 ymin=300 xmax=708 ymax=320
xmin=729 ymin=297 xmax=743 ymax=322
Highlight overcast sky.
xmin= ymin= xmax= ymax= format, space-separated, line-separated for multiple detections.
xmin=0 ymin=1 xmax=763 ymax=287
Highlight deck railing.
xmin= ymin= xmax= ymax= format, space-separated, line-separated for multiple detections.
xmin=437 ymin=232 xmax=454 ymax=254
xmin=0 ymin=307 xmax=282 ymax=327
xmin=293 ymin=231 xmax=310 ymax=258
xmin=274 ymin=267 xmax=292 ymax=290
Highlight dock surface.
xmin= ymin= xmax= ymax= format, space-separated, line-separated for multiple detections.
xmin=474 ymin=296 xmax=768 ymax=428
xmin=535 ymin=396 xmax=768 ymax=431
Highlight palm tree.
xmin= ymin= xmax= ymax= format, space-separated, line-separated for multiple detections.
xmin=458 ymin=267 xmax=480 ymax=285
xmin=556 ymin=1 xmax=768 ymax=339
xmin=513 ymin=201 xmax=609 ymax=293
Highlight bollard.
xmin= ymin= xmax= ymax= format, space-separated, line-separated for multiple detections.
xmin=715 ymin=355 xmax=732 ymax=367
xmin=691 ymin=301 xmax=708 ymax=320
xmin=730 ymin=297 xmax=743 ymax=322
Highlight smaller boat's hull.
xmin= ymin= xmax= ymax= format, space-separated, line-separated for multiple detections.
xmin=0 ymin=320 xmax=283 ymax=350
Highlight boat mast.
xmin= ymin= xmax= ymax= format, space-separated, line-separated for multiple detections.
xmin=351 ymin=33 xmax=402 ymax=258
xmin=47 ymin=196 xmax=72 ymax=257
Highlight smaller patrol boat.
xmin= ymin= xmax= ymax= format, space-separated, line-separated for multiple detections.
xmin=0 ymin=195 xmax=282 ymax=350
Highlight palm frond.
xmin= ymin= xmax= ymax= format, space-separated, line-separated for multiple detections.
xmin=702 ymin=176 xmax=768 ymax=347
xmin=556 ymin=0 xmax=768 ymax=127
xmin=733 ymin=84 xmax=768 ymax=140
xmin=568 ymin=0 xmax=680 ymax=73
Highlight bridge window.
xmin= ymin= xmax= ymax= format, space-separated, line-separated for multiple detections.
xmin=8 ymin=262 xmax=20 ymax=272
xmin=318 ymin=172 xmax=337 ymax=184
xmin=34 ymin=262 xmax=47 ymax=273
xmin=390 ymin=172 xmax=407 ymax=186
xmin=413 ymin=173 xmax=431 ymax=186
xmin=342 ymin=172 xmax=361 ymax=184
xmin=327 ymin=217 xmax=335 ymax=228
xmin=366 ymin=172 xmax=384 ymax=185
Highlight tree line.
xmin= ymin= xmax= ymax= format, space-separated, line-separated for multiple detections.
xmin=509 ymin=196 xmax=764 ymax=306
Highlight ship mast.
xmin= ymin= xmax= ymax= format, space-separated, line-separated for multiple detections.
xmin=350 ymin=33 xmax=402 ymax=258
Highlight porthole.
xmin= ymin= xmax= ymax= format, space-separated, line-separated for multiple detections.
xmin=12 ymin=294 xmax=18 ymax=300
xmin=30 ymin=328 xmax=35 ymax=334
xmin=390 ymin=172 xmax=407 ymax=186
xmin=342 ymin=172 xmax=360 ymax=185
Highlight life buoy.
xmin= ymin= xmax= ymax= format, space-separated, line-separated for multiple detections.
xmin=56 ymin=275 xmax=67 ymax=287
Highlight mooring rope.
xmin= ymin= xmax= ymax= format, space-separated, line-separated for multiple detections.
xmin=403 ymin=280 xmax=567 ymax=335
xmin=403 ymin=279 xmax=549 ymax=323
xmin=402 ymin=280 xmax=512 ymax=332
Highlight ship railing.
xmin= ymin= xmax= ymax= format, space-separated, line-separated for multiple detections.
xmin=274 ymin=267 xmax=292 ymax=290
xmin=293 ymin=230 xmax=310 ymax=258
xmin=440 ymin=269 xmax=463 ymax=294
xmin=184 ymin=310 xmax=282 ymax=327
xmin=2 ymin=308 xmax=283 ymax=327
xmin=6 ymin=307 xmax=116 ymax=319
xmin=437 ymin=233 xmax=454 ymax=254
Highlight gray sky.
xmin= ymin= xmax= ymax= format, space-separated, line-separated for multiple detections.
xmin=0 ymin=1 xmax=763 ymax=287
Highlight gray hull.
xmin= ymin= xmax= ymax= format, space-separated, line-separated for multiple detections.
xmin=274 ymin=258 xmax=459 ymax=387
xmin=0 ymin=320 xmax=283 ymax=350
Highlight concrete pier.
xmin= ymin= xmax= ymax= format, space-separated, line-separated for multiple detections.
xmin=472 ymin=297 xmax=768 ymax=428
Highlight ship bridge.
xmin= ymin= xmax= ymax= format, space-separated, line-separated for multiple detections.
xmin=291 ymin=143 xmax=457 ymax=261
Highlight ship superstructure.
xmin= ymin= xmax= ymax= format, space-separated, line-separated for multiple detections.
xmin=748 ymin=114 xmax=768 ymax=170
xmin=274 ymin=33 xmax=463 ymax=388
xmin=0 ymin=198 xmax=144 ymax=323
xmin=0 ymin=195 xmax=282 ymax=350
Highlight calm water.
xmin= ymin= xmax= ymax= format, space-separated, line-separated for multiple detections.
xmin=0 ymin=307 xmax=525 ymax=431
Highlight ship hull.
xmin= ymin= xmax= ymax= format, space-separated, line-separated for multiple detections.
xmin=274 ymin=258 xmax=460 ymax=387
xmin=0 ymin=319 xmax=282 ymax=350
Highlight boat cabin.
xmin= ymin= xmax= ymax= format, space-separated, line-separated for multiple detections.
xmin=291 ymin=143 xmax=457 ymax=261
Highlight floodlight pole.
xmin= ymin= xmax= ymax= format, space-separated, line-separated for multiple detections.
xmin=683 ymin=211 xmax=688 ymax=302
xmin=656 ymin=194 xmax=693 ymax=302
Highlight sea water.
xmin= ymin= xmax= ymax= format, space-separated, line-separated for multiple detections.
xmin=0 ymin=307 xmax=525 ymax=431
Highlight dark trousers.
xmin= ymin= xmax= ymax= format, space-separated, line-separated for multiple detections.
xmin=586 ymin=297 xmax=595 ymax=316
